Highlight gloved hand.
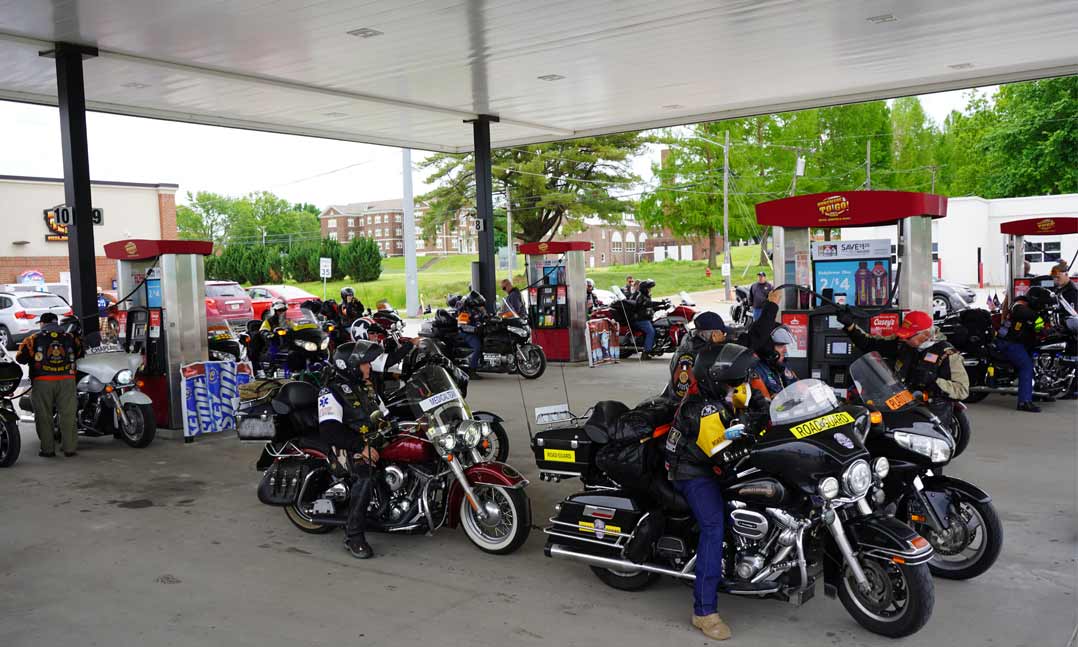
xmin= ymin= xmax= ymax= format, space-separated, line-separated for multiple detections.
xmin=723 ymin=423 xmax=746 ymax=440
xmin=836 ymin=306 xmax=856 ymax=328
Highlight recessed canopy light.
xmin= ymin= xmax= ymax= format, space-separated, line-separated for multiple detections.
xmin=347 ymin=27 xmax=384 ymax=38
xmin=537 ymin=74 xmax=565 ymax=82
xmin=323 ymin=112 xmax=348 ymax=118
xmin=948 ymin=62 xmax=975 ymax=69
xmin=122 ymin=82 xmax=150 ymax=89
xmin=866 ymin=14 xmax=898 ymax=24
xmin=662 ymin=104 xmax=684 ymax=110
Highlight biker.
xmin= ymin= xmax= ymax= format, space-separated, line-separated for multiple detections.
xmin=340 ymin=287 xmax=365 ymax=324
xmin=16 ymin=312 xmax=84 ymax=457
xmin=1050 ymin=266 xmax=1078 ymax=399
xmin=585 ymin=278 xmax=598 ymax=314
xmin=500 ymin=278 xmax=526 ymax=318
xmin=629 ymin=279 xmax=666 ymax=359
xmin=318 ymin=340 xmax=387 ymax=559
xmin=621 ymin=275 xmax=635 ymax=298
xmin=253 ymin=300 xmax=293 ymax=370
xmin=749 ymin=325 xmax=800 ymax=399
xmin=457 ymin=290 xmax=488 ymax=379
xmin=665 ymin=344 xmax=767 ymax=641
xmin=994 ymin=288 xmax=1054 ymax=411
xmin=837 ymin=308 xmax=970 ymax=420
xmin=664 ymin=311 xmax=727 ymax=400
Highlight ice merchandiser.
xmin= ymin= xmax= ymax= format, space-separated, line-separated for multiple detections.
xmin=518 ymin=241 xmax=589 ymax=362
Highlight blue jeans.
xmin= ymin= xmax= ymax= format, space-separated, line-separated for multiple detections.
xmin=995 ymin=339 xmax=1034 ymax=403
xmin=674 ymin=477 xmax=725 ymax=616
xmin=752 ymin=307 xmax=763 ymax=321
xmin=632 ymin=319 xmax=656 ymax=352
xmin=461 ymin=333 xmax=482 ymax=369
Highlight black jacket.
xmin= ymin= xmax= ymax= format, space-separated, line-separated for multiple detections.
xmin=845 ymin=325 xmax=969 ymax=400
xmin=340 ymin=299 xmax=365 ymax=325
xmin=665 ymin=391 xmax=767 ymax=481
xmin=317 ymin=377 xmax=383 ymax=453
xmin=663 ymin=334 xmax=720 ymax=400
xmin=748 ymin=281 xmax=773 ymax=309
xmin=504 ymin=288 xmax=526 ymax=318
xmin=999 ymin=301 xmax=1042 ymax=347
xmin=1057 ymin=281 xmax=1078 ymax=309
xmin=629 ymin=291 xmax=664 ymax=322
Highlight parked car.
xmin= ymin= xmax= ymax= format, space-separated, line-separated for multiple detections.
xmin=933 ymin=278 xmax=977 ymax=318
xmin=247 ymin=285 xmax=318 ymax=320
xmin=0 ymin=291 xmax=73 ymax=349
xmin=205 ymin=281 xmax=255 ymax=324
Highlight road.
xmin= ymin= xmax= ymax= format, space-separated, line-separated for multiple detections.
xmin=0 ymin=359 xmax=1074 ymax=647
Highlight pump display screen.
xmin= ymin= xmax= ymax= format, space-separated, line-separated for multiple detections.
xmin=814 ymin=259 xmax=891 ymax=307
xmin=826 ymin=338 xmax=852 ymax=357
xmin=132 ymin=323 xmax=146 ymax=339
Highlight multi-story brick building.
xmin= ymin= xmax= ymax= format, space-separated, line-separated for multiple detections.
xmin=319 ymin=199 xmax=478 ymax=257
xmin=550 ymin=216 xmax=715 ymax=268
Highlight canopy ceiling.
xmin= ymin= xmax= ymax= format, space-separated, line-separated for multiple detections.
xmin=0 ymin=0 xmax=1075 ymax=152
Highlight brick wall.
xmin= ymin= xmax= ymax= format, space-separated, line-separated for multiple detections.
xmin=0 ymin=255 xmax=117 ymax=287
xmin=157 ymin=191 xmax=178 ymax=240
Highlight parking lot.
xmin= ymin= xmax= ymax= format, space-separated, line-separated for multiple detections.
xmin=0 ymin=359 xmax=1075 ymax=647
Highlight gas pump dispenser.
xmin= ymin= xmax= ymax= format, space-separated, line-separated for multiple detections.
xmin=755 ymin=191 xmax=947 ymax=387
xmin=1001 ymin=217 xmax=1078 ymax=300
xmin=104 ymin=239 xmax=213 ymax=429
xmin=518 ymin=241 xmax=589 ymax=362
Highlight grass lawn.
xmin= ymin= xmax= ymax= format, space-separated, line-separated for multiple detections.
xmin=292 ymin=246 xmax=772 ymax=311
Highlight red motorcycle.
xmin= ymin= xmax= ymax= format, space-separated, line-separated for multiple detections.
xmin=589 ymin=290 xmax=696 ymax=358
xmin=246 ymin=364 xmax=531 ymax=554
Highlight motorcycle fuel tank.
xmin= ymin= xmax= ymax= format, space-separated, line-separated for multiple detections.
xmin=753 ymin=404 xmax=871 ymax=494
xmin=380 ymin=428 xmax=437 ymax=463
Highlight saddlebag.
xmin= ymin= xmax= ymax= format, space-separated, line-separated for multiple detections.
xmin=0 ymin=362 xmax=21 ymax=398
xmin=236 ymin=395 xmax=276 ymax=441
xmin=257 ymin=459 xmax=310 ymax=506
xmin=532 ymin=426 xmax=597 ymax=478
xmin=545 ymin=491 xmax=645 ymax=556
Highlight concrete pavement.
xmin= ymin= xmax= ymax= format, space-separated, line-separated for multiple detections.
xmin=0 ymin=359 xmax=1075 ymax=647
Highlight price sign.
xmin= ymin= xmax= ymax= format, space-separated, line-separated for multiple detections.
xmin=319 ymin=257 xmax=332 ymax=279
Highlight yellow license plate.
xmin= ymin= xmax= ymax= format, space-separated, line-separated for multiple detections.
xmin=790 ymin=411 xmax=855 ymax=439
xmin=578 ymin=521 xmax=621 ymax=534
xmin=885 ymin=390 xmax=914 ymax=410
xmin=543 ymin=448 xmax=576 ymax=463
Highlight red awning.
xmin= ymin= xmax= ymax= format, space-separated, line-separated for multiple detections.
xmin=999 ymin=217 xmax=1078 ymax=236
xmin=755 ymin=191 xmax=947 ymax=228
xmin=517 ymin=241 xmax=592 ymax=254
xmin=104 ymin=239 xmax=214 ymax=260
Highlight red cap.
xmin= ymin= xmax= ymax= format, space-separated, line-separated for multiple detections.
xmin=894 ymin=311 xmax=933 ymax=339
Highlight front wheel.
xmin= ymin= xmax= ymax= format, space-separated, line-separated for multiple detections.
xmin=459 ymin=485 xmax=530 ymax=554
xmin=117 ymin=403 xmax=157 ymax=448
xmin=838 ymin=556 xmax=934 ymax=638
xmin=590 ymin=566 xmax=659 ymax=591
xmin=924 ymin=498 xmax=1003 ymax=580
xmin=0 ymin=418 xmax=21 ymax=467
xmin=516 ymin=345 xmax=546 ymax=379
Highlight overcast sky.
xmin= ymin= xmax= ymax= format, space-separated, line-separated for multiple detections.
xmin=0 ymin=87 xmax=992 ymax=210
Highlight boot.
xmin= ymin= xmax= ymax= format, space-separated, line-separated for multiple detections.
xmin=1017 ymin=401 xmax=1041 ymax=413
xmin=692 ymin=613 xmax=731 ymax=641
xmin=345 ymin=538 xmax=373 ymax=559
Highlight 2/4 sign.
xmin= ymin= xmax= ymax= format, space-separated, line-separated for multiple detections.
xmin=55 ymin=206 xmax=105 ymax=226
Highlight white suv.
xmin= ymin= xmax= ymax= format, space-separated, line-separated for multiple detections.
xmin=0 ymin=292 xmax=71 ymax=349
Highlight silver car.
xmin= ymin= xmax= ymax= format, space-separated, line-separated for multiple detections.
xmin=0 ymin=291 xmax=72 ymax=349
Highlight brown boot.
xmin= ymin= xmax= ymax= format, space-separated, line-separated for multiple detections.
xmin=692 ymin=613 xmax=732 ymax=640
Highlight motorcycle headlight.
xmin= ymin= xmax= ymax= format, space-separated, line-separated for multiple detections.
xmin=842 ymin=460 xmax=873 ymax=498
xmin=298 ymin=340 xmax=318 ymax=352
xmin=320 ymin=337 xmax=331 ymax=350
xmin=457 ymin=420 xmax=484 ymax=449
xmin=874 ymin=456 xmax=890 ymax=479
xmin=508 ymin=326 xmax=528 ymax=337
xmin=437 ymin=433 xmax=458 ymax=452
xmin=893 ymin=431 xmax=952 ymax=463
xmin=115 ymin=369 xmax=133 ymax=385
xmin=818 ymin=477 xmax=840 ymax=500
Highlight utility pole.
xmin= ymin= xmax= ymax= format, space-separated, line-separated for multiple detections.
xmin=865 ymin=140 xmax=872 ymax=190
xmin=722 ymin=129 xmax=732 ymax=300
xmin=929 ymin=165 xmax=938 ymax=193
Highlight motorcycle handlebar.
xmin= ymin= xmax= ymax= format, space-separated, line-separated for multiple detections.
xmin=772 ymin=283 xmax=871 ymax=320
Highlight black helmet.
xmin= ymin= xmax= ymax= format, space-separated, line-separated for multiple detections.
xmin=341 ymin=287 xmax=355 ymax=300
xmin=464 ymin=290 xmax=487 ymax=309
xmin=693 ymin=344 xmax=756 ymax=398
xmin=331 ymin=340 xmax=383 ymax=381
xmin=1024 ymin=286 xmax=1054 ymax=311
xmin=639 ymin=279 xmax=656 ymax=294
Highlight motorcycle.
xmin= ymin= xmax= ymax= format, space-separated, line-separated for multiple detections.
xmin=730 ymin=285 xmax=753 ymax=328
xmin=849 ymin=352 xmax=1003 ymax=581
xmin=420 ymin=300 xmax=546 ymax=379
xmin=245 ymin=363 xmax=531 ymax=554
xmin=256 ymin=307 xmax=330 ymax=378
xmin=208 ymin=316 xmax=246 ymax=362
xmin=940 ymin=293 xmax=1077 ymax=402
xmin=0 ymin=351 xmax=21 ymax=467
xmin=590 ymin=288 xmax=688 ymax=358
xmin=19 ymin=340 xmax=157 ymax=448
xmin=534 ymin=380 xmax=935 ymax=638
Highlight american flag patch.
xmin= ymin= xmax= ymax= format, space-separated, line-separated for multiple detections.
xmin=923 ymin=353 xmax=938 ymax=362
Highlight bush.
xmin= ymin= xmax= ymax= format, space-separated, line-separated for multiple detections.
xmin=340 ymin=237 xmax=382 ymax=282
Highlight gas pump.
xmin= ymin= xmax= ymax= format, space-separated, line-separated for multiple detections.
xmin=1001 ymin=217 xmax=1078 ymax=300
xmin=104 ymin=239 xmax=213 ymax=429
xmin=755 ymin=191 xmax=947 ymax=387
xmin=518 ymin=241 xmax=589 ymax=362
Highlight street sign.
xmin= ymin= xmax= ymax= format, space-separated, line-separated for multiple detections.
xmin=721 ymin=263 xmax=732 ymax=277
xmin=319 ymin=257 xmax=332 ymax=279
xmin=54 ymin=205 xmax=104 ymax=226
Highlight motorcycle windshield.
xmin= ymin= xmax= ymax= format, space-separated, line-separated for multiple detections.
xmin=207 ymin=317 xmax=236 ymax=341
xmin=497 ymin=299 xmax=521 ymax=319
xmin=405 ymin=364 xmax=468 ymax=436
xmin=770 ymin=378 xmax=840 ymax=425
xmin=290 ymin=308 xmax=321 ymax=332
xmin=849 ymin=351 xmax=916 ymax=411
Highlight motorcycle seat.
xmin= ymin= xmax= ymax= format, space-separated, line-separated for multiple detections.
xmin=583 ymin=400 xmax=631 ymax=444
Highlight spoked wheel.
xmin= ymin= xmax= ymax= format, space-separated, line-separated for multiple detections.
xmin=838 ymin=556 xmax=934 ymax=638
xmin=459 ymin=485 xmax=530 ymax=554
xmin=117 ymin=403 xmax=157 ymax=448
xmin=923 ymin=499 xmax=1003 ymax=580
xmin=0 ymin=418 xmax=21 ymax=467
xmin=516 ymin=345 xmax=546 ymax=380
xmin=590 ymin=566 xmax=659 ymax=591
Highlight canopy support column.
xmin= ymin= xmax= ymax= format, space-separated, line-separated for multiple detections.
xmin=468 ymin=115 xmax=499 ymax=306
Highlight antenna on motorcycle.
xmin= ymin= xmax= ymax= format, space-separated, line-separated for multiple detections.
xmin=516 ymin=376 xmax=534 ymax=441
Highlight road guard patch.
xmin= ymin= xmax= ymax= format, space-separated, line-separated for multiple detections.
xmin=789 ymin=411 xmax=855 ymax=439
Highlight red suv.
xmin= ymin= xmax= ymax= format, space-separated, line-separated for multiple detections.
xmin=205 ymin=281 xmax=254 ymax=322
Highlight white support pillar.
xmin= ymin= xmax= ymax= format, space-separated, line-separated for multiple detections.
xmin=402 ymin=148 xmax=420 ymax=316
xmin=900 ymin=216 xmax=934 ymax=312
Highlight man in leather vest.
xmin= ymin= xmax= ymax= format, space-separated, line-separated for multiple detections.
xmin=838 ymin=309 xmax=969 ymax=421
xmin=16 ymin=312 xmax=83 ymax=457
xmin=318 ymin=340 xmax=387 ymax=559
xmin=663 ymin=311 xmax=727 ymax=400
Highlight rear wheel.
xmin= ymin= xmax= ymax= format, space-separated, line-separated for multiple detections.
xmin=117 ymin=403 xmax=157 ymax=448
xmin=949 ymin=408 xmax=972 ymax=458
xmin=590 ymin=566 xmax=659 ymax=591
xmin=838 ymin=556 xmax=934 ymax=638
xmin=516 ymin=345 xmax=546 ymax=379
xmin=284 ymin=503 xmax=335 ymax=534
xmin=0 ymin=418 xmax=20 ymax=467
xmin=459 ymin=485 xmax=530 ymax=554
xmin=283 ymin=464 xmax=335 ymax=534
xmin=924 ymin=499 xmax=1003 ymax=580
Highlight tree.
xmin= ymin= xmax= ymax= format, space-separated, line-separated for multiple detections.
xmin=176 ymin=191 xmax=235 ymax=242
xmin=889 ymin=97 xmax=939 ymax=191
xmin=418 ymin=134 xmax=649 ymax=243
xmin=340 ymin=237 xmax=382 ymax=282
xmin=227 ymin=191 xmax=321 ymax=245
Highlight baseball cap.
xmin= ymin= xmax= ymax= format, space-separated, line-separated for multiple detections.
xmin=894 ymin=311 xmax=933 ymax=339
xmin=757 ymin=271 xmax=767 ymax=277
xmin=694 ymin=311 xmax=727 ymax=333
xmin=38 ymin=312 xmax=58 ymax=324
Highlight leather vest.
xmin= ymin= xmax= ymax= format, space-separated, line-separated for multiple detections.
xmin=30 ymin=329 xmax=77 ymax=380
xmin=895 ymin=340 xmax=953 ymax=392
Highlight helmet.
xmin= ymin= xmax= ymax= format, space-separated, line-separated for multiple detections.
xmin=693 ymin=344 xmax=756 ymax=398
xmin=1024 ymin=286 xmax=1054 ymax=311
xmin=331 ymin=340 xmax=383 ymax=381
xmin=586 ymin=278 xmax=595 ymax=289
xmin=271 ymin=299 xmax=288 ymax=314
xmin=639 ymin=279 xmax=656 ymax=294
xmin=464 ymin=290 xmax=487 ymax=309
xmin=770 ymin=325 xmax=796 ymax=347
xmin=341 ymin=287 xmax=355 ymax=300
xmin=350 ymin=316 xmax=386 ymax=342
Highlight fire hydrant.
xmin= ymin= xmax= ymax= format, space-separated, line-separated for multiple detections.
xmin=705 ymin=266 xmax=712 ymax=279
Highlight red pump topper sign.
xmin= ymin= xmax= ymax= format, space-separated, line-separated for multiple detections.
xmin=869 ymin=312 xmax=901 ymax=337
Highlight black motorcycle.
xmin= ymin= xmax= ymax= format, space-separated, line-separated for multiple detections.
xmin=534 ymin=379 xmax=935 ymax=638
xmin=256 ymin=307 xmax=330 ymax=378
xmin=849 ymin=352 xmax=1003 ymax=581
xmin=0 ymin=356 xmax=22 ymax=467
xmin=940 ymin=295 xmax=1077 ymax=402
xmin=420 ymin=301 xmax=546 ymax=379
xmin=208 ymin=316 xmax=246 ymax=362
xmin=730 ymin=285 xmax=753 ymax=328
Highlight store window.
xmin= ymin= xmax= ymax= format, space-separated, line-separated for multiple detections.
xmin=328 ymin=219 xmax=337 ymax=228
xmin=328 ymin=231 xmax=338 ymax=241
xmin=1025 ymin=240 xmax=1062 ymax=263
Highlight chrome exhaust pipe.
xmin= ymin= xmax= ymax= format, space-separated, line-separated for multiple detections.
xmin=970 ymin=386 xmax=1050 ymax=397
xmin=547 ymin=544 xmax=695 ymax=581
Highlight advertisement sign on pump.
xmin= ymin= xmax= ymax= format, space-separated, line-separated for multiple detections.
xmin=814 ymin=259 xmax=891 ymax=307
xmin=780 ymin=313 xmax=808 ymax=359
xmin=870 ymin=312 xmax=901 ymax=337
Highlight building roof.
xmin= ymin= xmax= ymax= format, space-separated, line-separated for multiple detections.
xmin=322 ymin=199 xmax=406 ymax=217
xmin=0 ymin=174 xmax=178 ymax=190
xmin=0 ymin=2 xmax=1072 ymax=153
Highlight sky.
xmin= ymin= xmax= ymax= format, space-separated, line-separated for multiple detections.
xmin=0 ymin=87 xmax=993 ymax=210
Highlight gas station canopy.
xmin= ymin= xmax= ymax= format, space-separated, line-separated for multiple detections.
xmin=0 ymin=1 xmax=1075 ymax=153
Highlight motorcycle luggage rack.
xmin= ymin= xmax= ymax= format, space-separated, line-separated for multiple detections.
xmin=265 ymin=441 xmax=307 ymax=459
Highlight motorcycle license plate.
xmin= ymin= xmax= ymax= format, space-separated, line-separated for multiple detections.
xmin=543 ymin=448 xmax=576 ymax=462
xmin=885 ymin=390 xmax=914 ymax=410
xmin=789 ymin=411 xmax=855 ymax=439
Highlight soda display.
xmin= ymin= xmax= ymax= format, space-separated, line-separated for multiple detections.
xmin=870 ymin=260 xmax=890 ymax=305
xmin=854 ymin=261 xmax=871 ymax=306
